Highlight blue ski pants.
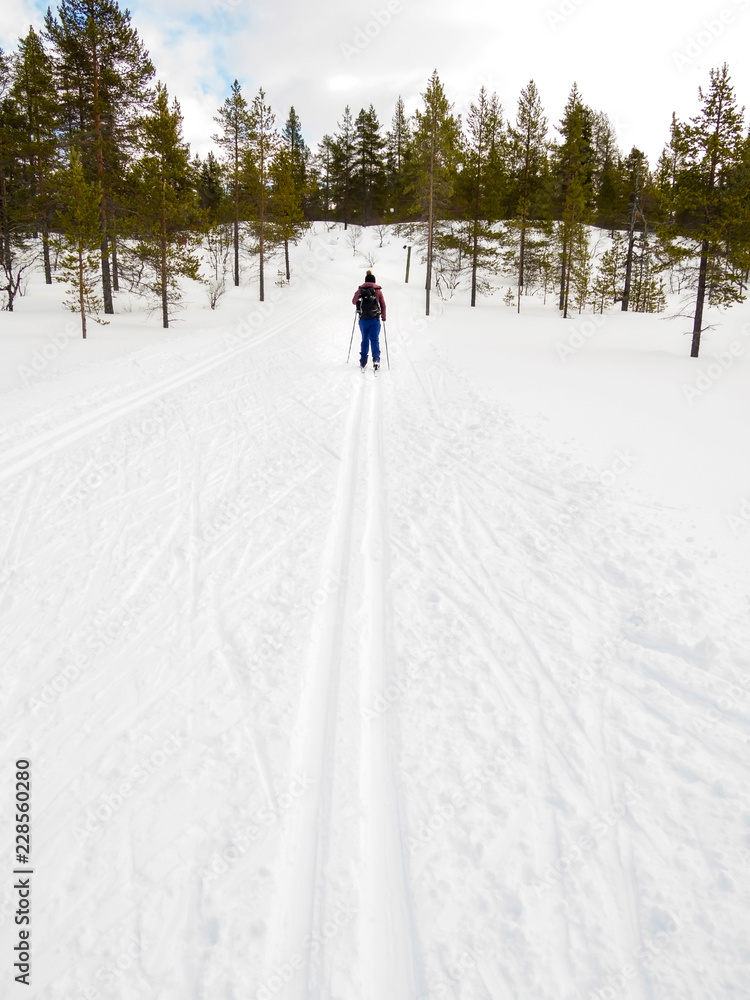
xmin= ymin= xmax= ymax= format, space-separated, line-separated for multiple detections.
xmin=359 ymin=317 xmax=381 ymax=366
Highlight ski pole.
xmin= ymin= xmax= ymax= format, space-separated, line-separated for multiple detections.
xmin=383 ymin=320 xmax=390 ymax=370
xmin=346 ymin=308 xmax=357 ymax=363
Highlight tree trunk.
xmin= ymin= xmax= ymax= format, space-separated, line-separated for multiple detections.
xmin=42 ymin=223 xmax=52 ymax=284
xmin=259 ymin=188 xmax=265 ymax=303
xmin=425 ymin=139 xmax=435 ymax=317
xmin=622 ymin=230 xmax=635 ymax=312
xmin=233 ymin=167 xmax=240 ymax=286
xmin=284 ymin=239 xmax=290 ymax=280
xmin=559 ymin=228 xmax=568 ymax=313
xmin=0 ymin=168 xmax=10 ymax=270
xmin=92 ymin=40 xmax=114 ymax=314
xmin=517 ymin=219 xmax=526 ymax=314
xmin=101 ymin=230 xmax=113 ymax=312
xmin=111 ymin=231 xmax=119 ymax=292
xmin=691 ymin=241 xmax=710 ymax=357
xmin=79 ymin=250 xmax=87 ymax=339
xmin=470 ymin=224 xmax=478 ymax=307
xmin=161 ymin=178 xmax=169 ymax=328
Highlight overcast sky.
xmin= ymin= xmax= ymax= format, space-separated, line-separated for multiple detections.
xmin=4 ymin=0 xmax=750 ymax=166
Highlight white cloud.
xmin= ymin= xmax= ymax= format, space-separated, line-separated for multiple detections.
xmin=4 ymin=0 xmax=750 ymax=166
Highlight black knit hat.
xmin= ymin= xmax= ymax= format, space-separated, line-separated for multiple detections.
xmin=365 ymin=270 xmax=376 ymax=283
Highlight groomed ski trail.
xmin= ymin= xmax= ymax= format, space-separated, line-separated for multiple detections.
xmin=359 ymin=375 xmax=420 ymax=1000
xmin=263 ymin=375 xmax=364 ymax=999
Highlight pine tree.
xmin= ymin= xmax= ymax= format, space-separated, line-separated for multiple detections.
xmin=569 ymin=227 xmax=594 ymax=313
xmin=11 ymin=28 xmax=59 ymax=284
xmin=508 ymin=80 xmax=549 ymax=311
xmin=212 ymin=79 xmax=251 ymax=286
xmin=279 ymin=106 xmax=309 ymax=270
xmin=331 ymin=106 xmax=356 ymax=228
xmin=44 ymin=0 xmax=154 ymax=313
xmin=52 ymin=148 xmax=106 ymax=337
xmin=594 ymin=231 xmax=628 ymax=308
xmin=269 ymin=145 xmax=306 ymax=280
xmin=620 ymin=148 xmax=648 ymax=310
xmin=553 ymin=84 xmax=595 ymax=317
xmin=659 ymin=64 xmax=750 ymax=356
xmin=125 ymin=82 xmax=201 ymax=327
xmin=0 ymin=49 xmax=40 ymax=311
xmin=193 ymin=151 xmax=225 ymax=217
xmin=412 ymin=70 xmax=461 ymax=316
xmin=0 ymin=48 xmax=17 ymax=280
xmin=281 ymin=107 xmax=309 ymax=201
xmin=459 ymin=86 xmax=504 ymax=306
xmin=385 ymin=96 xmax=412 ymax=219
xmin=353 ymin=105 xmax=386 ymax=226
xmin=311 ymin=134 xmax=335 ymax=225
xmin=247 ymin=87 xmax=278 ymax=302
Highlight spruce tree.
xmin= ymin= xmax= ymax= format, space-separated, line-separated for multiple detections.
xmin=125 ymin=82 xmax=201 ymax=328
xmin=459 ymin=86 xmax=504 ymax=306
xmin=0 ymin=49 xmax=39 ymax=311
xmin=412 ymin=70 xmax=461 ymax=316
xmin=353 ymin=105 xmax=386 ymax=226
xmin=660 ymin=64 xmax=750 ymax=356
xmin=11 ymin=28 xmax=59 ymax=284
xmin=553 ymin=84 xmax=595 ymax=318
xmin=212 ymin=79 xmax=251 ymax=287
xmin=385 ymin=96 xmax=412 ymax=219
xmin=53 ymin=149 xmax=106 ymax=337
xmin=508 ymin=80 xmax=549 ymax=311
xmin=280 ymin=107 xmax=309 ymax=270
xmin=331 ymin=106 xmax=356 ymax=228
xmin=44 ymin=0 xmax=154 ymax=314
xmin=269 ymin=145 xmax=306 ymax=280
xmin=0 ymin=48 xmax=16 ymax=278
xmin=620 ymin=148 xmax=648 ymax=310
xmin=282 ymin=107 xmax=309 ymax=202
xmin=311 ymin=135 xmax=335 ymax=225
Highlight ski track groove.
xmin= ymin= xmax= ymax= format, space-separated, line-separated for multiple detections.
xmin=359 ymin=374 xmax=420 ymax=1000
xmin=263 ymin=375 xmax=364 ymax=1000
xmin=0 ymin=287 xmax=329 ymax=485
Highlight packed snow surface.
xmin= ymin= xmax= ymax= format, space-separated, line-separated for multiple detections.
xmin=1 ymin=225 xmax=749 ymax=1000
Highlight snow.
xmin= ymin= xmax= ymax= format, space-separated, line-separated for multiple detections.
xmin=1 ymin=225 xmax=749 ymax=1000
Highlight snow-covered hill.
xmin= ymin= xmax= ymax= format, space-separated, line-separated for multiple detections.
xmin=1 ymin=225 xmax=748 ymax=999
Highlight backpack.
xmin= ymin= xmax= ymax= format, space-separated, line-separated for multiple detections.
xmin=358 ymin=286 xmax=381 ymax=319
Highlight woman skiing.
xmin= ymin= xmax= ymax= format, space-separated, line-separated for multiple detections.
xmin=352 ymin=270 xmax=386 ymax=371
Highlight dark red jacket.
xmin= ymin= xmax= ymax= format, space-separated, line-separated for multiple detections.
xmin=352 ymin=281 xmax=386 ymax=321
